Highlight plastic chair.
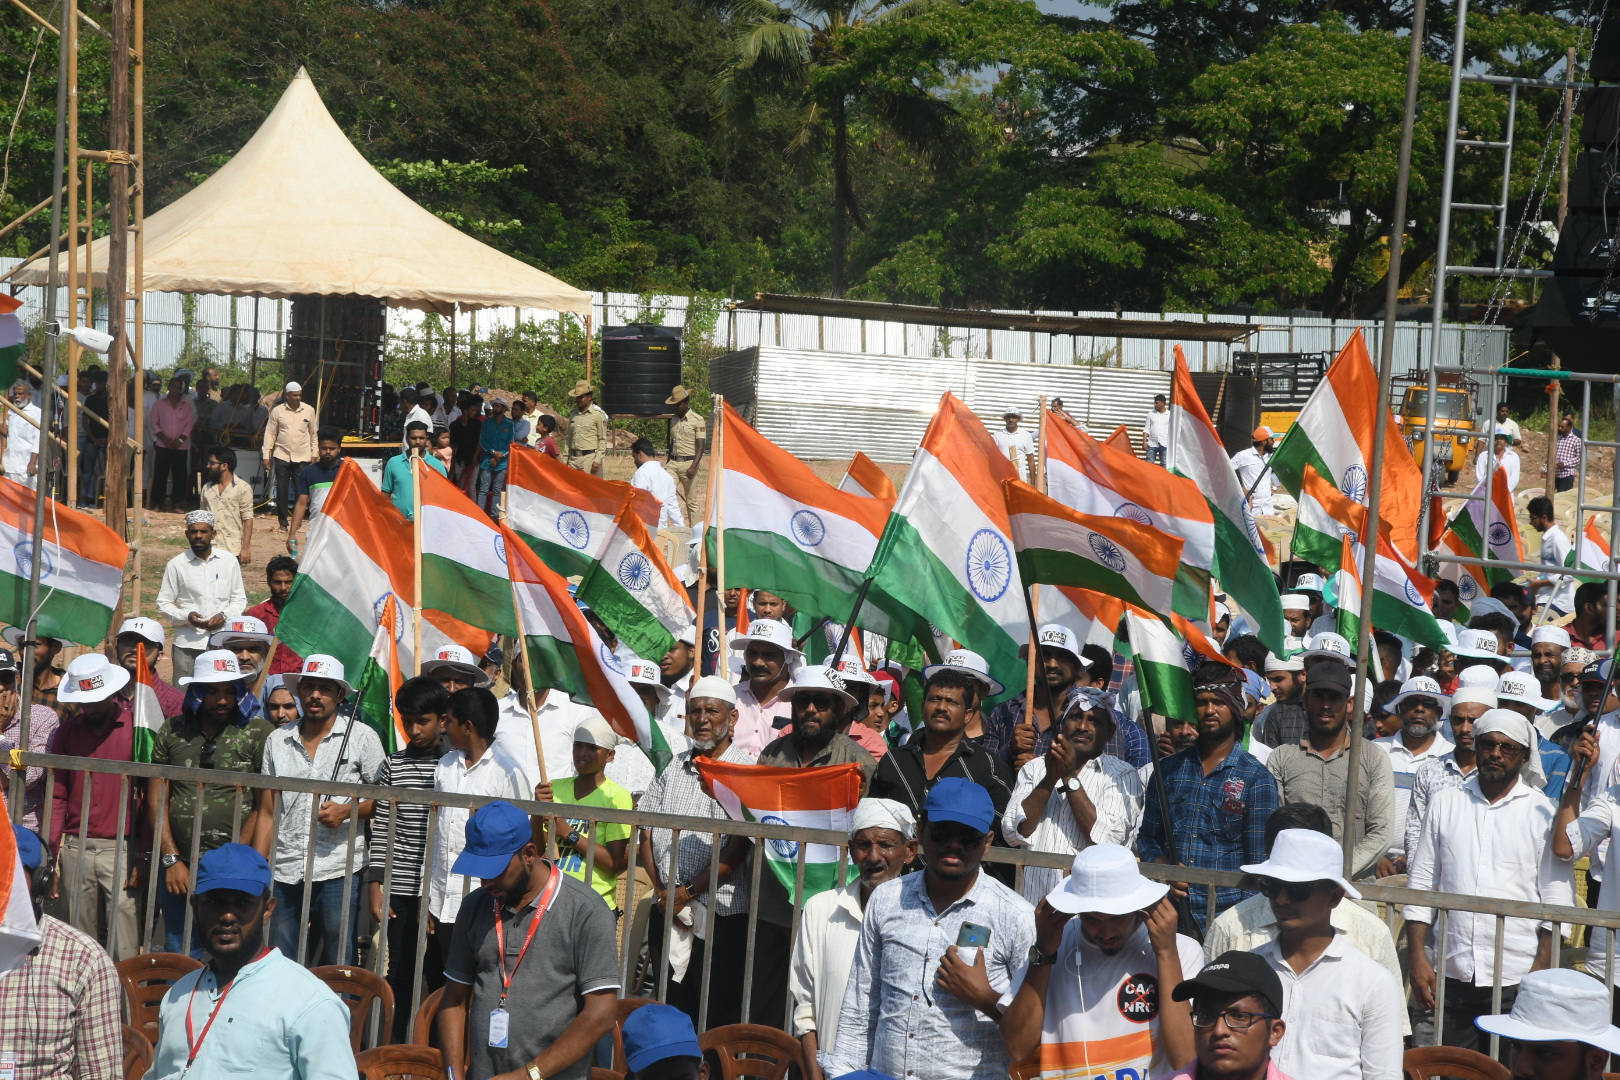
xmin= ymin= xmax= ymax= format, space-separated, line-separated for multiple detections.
xmin=311 ymin=964 xmax=396 ymax=1052
xmin=410 ymin=986 xmax=469 ymax=1080
xmin=355 ymin=1044 xmax=446 ymax=1080
xmin=122 ymin=1024 xmax=152 ymax=1080
xmin=611 ymin=996 xmax=658 ymax=1071
xmin=1404 ymin=1045 xmax=1511 ymax=1080
xmin=591 ymin=1069 xmax=627 ymax=1080
xmin=115 ymin=952 xmax=204 ymax=1040
xmin=698 ymin=1024 xmax=804 ymax=1080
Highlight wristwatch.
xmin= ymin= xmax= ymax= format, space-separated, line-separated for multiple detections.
xmin=1062 ymin=776 xmax=1083 ymax=793
xmin=1027 ymin=945 xmax=1058 ymax=967
xmin=159 ymin=854 xmax=179 ymax=869
xmin=527 ymin=1065 xmax=543 ymax=1080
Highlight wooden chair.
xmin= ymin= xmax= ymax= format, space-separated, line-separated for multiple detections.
xmin=590 ymin=1069 xmax=626 ymax=1080
xmin=122 ymin=1024 xmax=152 ymax=1080
xmin=1009 ymin=1060 xmax=1041 ymax=1080
xmin=310 ymin=964 xmax=396 ymax=1052
xmin=410 ymin=986 xmax=469 ymax=1080
xmin=1404 ymin=1045 xmax=1511 ymax=1080
xmin=355 ymin=1044 xmax=446 ymax=1080
xmin=115 ymin=953 xmax=204 ymax=1041
xmin=611 ymin=996 xmax=658 ymax=1071
xmin=698 ymin=1024 xmax=804 ymax=1080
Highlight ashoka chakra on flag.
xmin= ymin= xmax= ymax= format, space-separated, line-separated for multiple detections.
xmin=966 ymin=529 xmax=1012 ymax=603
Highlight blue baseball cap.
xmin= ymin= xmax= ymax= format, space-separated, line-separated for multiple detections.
xmin=10 ymin=825 xmax=42 ymax=869
xmin=623 ymin=1003 xmax=702 ymax=1073
xmin=195 ymin=843 xmax=272 ymax=895
xmin=923 ymin=777 xmax=995 ymax=834
xmin=452 ymin=800 xmax=532 ymax=879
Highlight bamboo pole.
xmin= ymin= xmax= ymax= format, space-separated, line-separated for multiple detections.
xmin=103 ymin=0 xmax=130 ymax=537
xmin=64 ymin=0 xmax=78 ymax=505
xmin=692 ymin=396 xmax=719 ymax=677
xmin=131 ymin=0 xmax=144 ymax=613
xmin=714 ymin=395 xmax=730 ymax=683
xmin=1023 ymin=398 xmax=1045 ymax=726
xmin=413 ymin=456 xmax=423 ymax=676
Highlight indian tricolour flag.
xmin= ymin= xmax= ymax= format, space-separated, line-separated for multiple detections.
xmin=577 ymin=497 xmax=693 ymax=662
xmin=279 ymin=459 xmax=484 ymax=678
xmin=1045 ymin=405 xmax=1214 ymax=622
xmin=1170 ymin=346 xmax=1285 ymax=654
xmin=1448 ymin=467 xmax=1524 ymax=587
xmin=710 ymin=403 xmax=894 ymax=634
xmin=1569 ymin=516 xmax=1614 ymax=582
xmin=1124 ymin=608 xmax=1200 ymax=721
xmin=1335 ymin=532 xmax=1363 ymax=654
xmin=0 ymin=790 xmax=40 ymax=977
xmin=506 ymin=444 xmax=659 ymax=579
xmin=131 ymin=643 xmax=164 ymax=762
xmin=1005 ymin=480 xmax=1183 ymax=618
xmin=865 ymin=393 xmax=1028 ymax=703
xmin=503 ymin=520 xmax=670 ymax=772
xmin=418 ymin=460 xmax=519 ymax=637
xmin=354 ymin=594 xmax=406 ymax=753
xmin=693 ymin=758 xmax=863 ymax=901
xmin=0 ymin=295 xmax=21 ymax=388
xmin=839 ymin=451 xmax=897 ymax=506
xmin=0 ymin=475 xmax=126 ymax=646
xmin=1268 ymin=329 xmax=1424 ymax=559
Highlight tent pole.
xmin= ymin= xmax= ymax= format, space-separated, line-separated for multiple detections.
xmin=449 ymin=306 xmax=456 ymax=391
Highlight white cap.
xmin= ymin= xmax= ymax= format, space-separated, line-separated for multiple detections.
xmin=677 ymin=624 xmax=697 ymax=647
xmin=1279 ymin=593 xmax=1310 ymax=611
xmin=831 ymin=657 xmax=877 ymax=686
xmin=1003 ymin=405 xmax=1024 ymax=418
xmin=789 ymin=665 xmax=859 ymax=708
xmin=285 ymin=381 xmax=302 ymax=392
xmin=923 ymin=648 xmax=1006 ymax=697
xmin=1450 ymin=686 xmax=1499 ymax=710
xmin=624 ymin=658 xmax=671 ymax=707
xmin=1240 ymin=828 xmax=1362 ymax=899
xmin=1046 ymin=844 xmax=1169 ymax=915
xmin=573 ymin=712 xmax=619 ymax=750
xmin=729 ymin=620 xmax=804 ymax=661
xmin=1302 ymin=632 xmax=1353 ymax=666
xmin=1496 ymin=671 xmax=1559 ymax=713
xmin=117 ymin=616 xmax=165 ymax=648
xmin=1475 ymin=968 xmax=1620 ymax=1055
xmin=287 ymin=654 xmax=354 ymax=696
xmin=1387 ymin=676 xmax=1451 ymax=714
xmin=1531 ymin=625 xmax=1572 ymax=648
xmin=208 ymin=615 xmax=273 ymax=650
xmin=1264 ymin=653 xmax=1305 ymax=673
xmin=1022 ymin=623 xmax=1082 ymax=663
xmin=1451 ymin=628 xmax=1505 ymax=661
xmin=1214 ymin=602 xmax=1231 ymax=623
xmin=421 ymin=644 xmax=493 ymax=688
xmin=57 ymin=653 xmax=130 ymax=703
xmin=689 ymin=675 xmax=737 ymax=707
xmin=1457 ymin=664 xmax=1500 ymax=688
xmin=1294 ymin=573 xmax=1326 ymax=594
xmin=179 ymin=649 xmax=249 ymax=686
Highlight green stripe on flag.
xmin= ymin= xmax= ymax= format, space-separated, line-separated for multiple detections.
xmin=576 ymin=561 xmax=674 ymax=664
xmin=0 ymin=567 xmax=117 ymax=647
xmin=277 ymin=575 xmax=374 ymax=679
xmin=1014 ymin=546 xmax=1157 ymax=611
xmin=514 ymin=529 xmax=595 ymax=581
xmin=422 ymin=553 xmax=518 ymax=636
xmin=354 ymin=657 xmax=398 ymax=754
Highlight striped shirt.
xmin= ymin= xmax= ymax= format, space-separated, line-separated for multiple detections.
xmin=1001 ymin=753 xmax=1143 ymax=904
xmin=370 ymin=741 xmax=448 ymax=897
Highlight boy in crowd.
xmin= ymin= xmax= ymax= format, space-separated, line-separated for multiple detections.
xmin=537 ymin=713 xmax=633 ymax=909
xmin=367 ymin=676 xmax=451 ymax=1041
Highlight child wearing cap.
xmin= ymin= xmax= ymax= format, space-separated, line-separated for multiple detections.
xmin=536 ymin=713 xmax=632 ymax=908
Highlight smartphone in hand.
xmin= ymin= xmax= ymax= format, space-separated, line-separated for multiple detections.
xmin=956 ymin=921 xmax=991 ymax=965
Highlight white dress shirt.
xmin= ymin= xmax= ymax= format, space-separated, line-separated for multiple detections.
xmin=1375 ymin=730 xmax=1454 ymax=856
xmin=1563 ymin=783 xmax=1620 ymax=960
xmin=1143 ymin=408 xmax=1170 ymax=449
xmin=493 ymin=689 xmax=583 ymax=786
xmin=1001 ymin=754 xmax=1144 ymax=904
xmin=1229 ymin=446 xmax=1275 ymax=515
xmin=155 ymin=547 xmax=248 ymax=650
xmin=1255 ymin=933 xmax=1404 ymax=1080
xmin=1404 ymin=775 xmax=1573 ymax=986
xmin=2 ymin=400 xmax=40 ymax=476
xmin=1476 ymin=446 xmax=1521 ymax=490
xmin=429 ymin=741 xmax=534 ymax=922
xmin=632 ymin=459 xmax=686 ymax=529
xmin=1540 ymin=524 xmax=1576 ymax=613
xmin=790 ymin=879 xmax=865 ymax=1051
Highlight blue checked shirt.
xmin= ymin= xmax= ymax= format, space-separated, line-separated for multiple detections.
xmin=1137 ymin=744 xmax=1276 ymax=934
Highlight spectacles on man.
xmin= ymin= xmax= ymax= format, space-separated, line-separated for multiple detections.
xmin=1190 ymin=1008 xmax=1275 ymax=1030
xmin=1255 ymin=876 xmax=1321 ymax=903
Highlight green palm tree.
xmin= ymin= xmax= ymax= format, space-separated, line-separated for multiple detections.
xmin=714 ymin=0 xmax=958 ymax=296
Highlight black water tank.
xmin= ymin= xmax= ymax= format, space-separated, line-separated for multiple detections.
xmin=600 ymin=324 xmax=683 ymax=416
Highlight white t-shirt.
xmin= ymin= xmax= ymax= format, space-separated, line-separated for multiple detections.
xmin=632 ymin=459 xmax=687 ymax=529
xmin=1229 ymin=446 xmax=1274 ymax=514
xmin=1143 ymin=409 xmax=1171 ymax=449
xmin=1476 ymin=446 xmax=1521 ymax=490
xmin=1375 ymin=731 xmax=1455 ymax=856
xmin=992 ymin=428 xmax=1036 ymax=481
xmin=1540 ymin=523 xmax=1576 ymax=613
xmin=1000 ymin=919 xmax=1204 ymax=1080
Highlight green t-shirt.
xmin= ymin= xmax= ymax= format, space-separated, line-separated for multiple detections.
xmin=550 ymin=775 xmax=633 ymax=905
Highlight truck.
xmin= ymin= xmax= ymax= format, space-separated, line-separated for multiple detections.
xmin=1394 ymin=372 xmax=1479 ymax=486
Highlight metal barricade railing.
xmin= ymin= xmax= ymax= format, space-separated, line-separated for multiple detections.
xmin=21 ymin=751 xmax=1620 ymax=1059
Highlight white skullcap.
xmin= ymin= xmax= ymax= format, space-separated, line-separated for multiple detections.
xmin=1457 ymin=664 xmax=1500 ymax=688
xmin=1265 ymin=653 xmax=1304 ymax=673
xmin=1280 ymin=594 xmax=1310 ymax=611
xmin=1531 ymin=625 xmax=1572 ymax=648
xmin=1451 ymin=686 xmax=1499 ymax=709
xmin=688 ymin=675 xmax=737 ymax=706
xmin=850 ymin=797 xmax=917 ymax=841
xmin=184 ymin=510 xmax=216 ymax=527
xmin=285 ymin=381 xmax=302 ymax=392
xmin=1473 ymin=708 xmax=1546 ymax=789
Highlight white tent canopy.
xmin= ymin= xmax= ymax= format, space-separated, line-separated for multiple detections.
xmin=15 ymin=68 xmax=591 ymax=316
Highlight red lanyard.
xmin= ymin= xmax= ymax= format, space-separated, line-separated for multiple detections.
xmin=185 ymin=947 xmax=270 ymax=1066
xmin=494 ymin=863 xmax=561 ymax=1005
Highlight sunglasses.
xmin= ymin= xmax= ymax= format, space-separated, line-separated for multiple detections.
xmin=1190 ymin=1008 xmax=1275 ymax=1030
xmin=1255 ymin=877 xmax=1322 ymax=903
xmin=199 ymin=737 xmax=218 ymax=770
xmin=928 ymin=822 xmax=986 ymax=847
xmin=795 ymin=693 xmax=838 ymax=711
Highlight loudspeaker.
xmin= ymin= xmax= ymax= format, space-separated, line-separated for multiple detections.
xmin=1569 ymin=151 xmax=1620 ymax=212
xmin=1594 ymin=11 xmax=1620 ymax=83
xmin=1553 ymin=213 xmax=1620 ymax=273
xmin=1582 ymin=87 xmax=1620 ymax=149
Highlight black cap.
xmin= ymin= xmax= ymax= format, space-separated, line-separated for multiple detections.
xmin=1304 ymin=662 xmax=1353 ymax=693
xmin=1171 ymin=950 xmax=1283 ymax=1008
xmin=0 ymin=648 xmax=16 ymax=672
xmin=1581 ymin=660 xmax=1612 ymax=685
xmin=482 ymin=645 xmax=505 ymax=669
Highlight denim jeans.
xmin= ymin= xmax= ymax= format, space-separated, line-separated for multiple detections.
xmin=159 ymin=886 xmax=206 ymax=958
xmin=476 ymin=467 xmax=508 ymax=520
xmin=271 ymin=873 xmax=362 ymax=966
xmin=1146 ymin=444 xmax=1167 ymax=465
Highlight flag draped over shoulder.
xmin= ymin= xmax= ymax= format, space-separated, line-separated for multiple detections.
xmin=839 ymin=451 xmax=897 ymax=505
xmin=506 ymin=444 xmax=660 ymax=578
xmin=1044 ymin=406 xmax=1214 ymax=621
xmin=355 ymin=593 xmax=406 ymax=753
xmin=863 ymin=393 xmax=1028 ymax=702
xmin=710 ymin=403 xmax=893 ymax=634
xmin=577 ymin=496 xmax=694 ymax=663
xmin=131 ymin=643 xmax=163 ymax=763
xmin=1268 ymin=329 xmax=1424 ymax=559
xmin=0 ymin=791 xmax=40 ymax=977
xmin=694 ymin=759 xmax=862 ymax=901
xmin=1169 ymin=346 xmax=1285 ymax=653
xmin=0 ymin=476 xmax=126 ymax=647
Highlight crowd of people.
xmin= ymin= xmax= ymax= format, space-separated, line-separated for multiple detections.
xmin=6 ymin=376 xmax=1620 ymax=1080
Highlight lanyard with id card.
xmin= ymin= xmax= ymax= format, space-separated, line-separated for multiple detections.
xmin=489 ymin=864 xmax=561 ymax=1049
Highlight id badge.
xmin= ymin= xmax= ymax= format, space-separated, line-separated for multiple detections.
xmin=0 ymin=1053 xmax=17 ymax=1080
xmin=488 ymin=1008 xmax=510 ymax=1049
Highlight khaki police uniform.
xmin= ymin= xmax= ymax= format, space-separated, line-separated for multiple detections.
xmin=665 ymin=408 xmax=707 ymax=524
xmin=569 ymin=402 xmax=610 ymax=475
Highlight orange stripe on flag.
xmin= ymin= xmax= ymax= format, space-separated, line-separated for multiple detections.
xmin=843 ymin=451 xmax=898 ymax=506
xmin=919 ymin=393 xmax=1021 ymax=528
xmin=509 ymin=443 xmax=660 ymax=529
xmin=723 ymin=403 xmax=890 ymax=535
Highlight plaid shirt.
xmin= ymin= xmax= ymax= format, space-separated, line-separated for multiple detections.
xmin=1557 ymin=430 xmax=1583 ymax=479
xmin=0 ymin=915 xmax=123 ymax=1080
xmin=1137 ymin=743 xmax=1277 ymax=934
xmin=640 ymin=742 xmax=756 ymax=916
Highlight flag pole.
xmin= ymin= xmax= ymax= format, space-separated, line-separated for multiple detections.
xmin=1347 ymin=0 xmax=1427 ymax=880
xmin=508 ymin=585 xmax=550 ymax=787
xmin=692 ymin=401 xmax=717 ymax=677
xmin=714 ymin=396 xmax=732 ymax=683
xmin=413 ymin=455 xmax=424 ymax=677
xmin=1024 ymin=398 xmax=1047 ymax=728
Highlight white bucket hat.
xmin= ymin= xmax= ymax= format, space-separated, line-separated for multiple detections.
xmin=729 ymin=619 xmax=805 ymax=663
xmin=625 ymin=658 xmax=671 ymax=708
xmin=1475 ymin=968 xmax=1620 ymax=1055
xmin=57 ymin=653 xmax=129 ymax=703
xmin=1294 ymin=573 xmax=1326 ymax=594
xmin=287 ymin=654 xmax=355 ymax=697
xmin=117 ymin=616 xmax=165 ymax=648
xmin=1302 ymin=631 xmax=1354 ymax=666
xmin=1021 ymin=623 xmax=1082 ymax=664
xmin=831 ymin=657 xmax=877 ymax=686
xmin=1047 ymin=844 xmax=1169 ymax=915
xmin=923 ymin=648 xmax=1005 ymax=697
xmin=179 ymin=649 xmax=249 ymax=686
xmin=420 ymin=644 xmax=493 ymax=688
xmin=1451 ymin=628 xmax=1506 ymax=662
xmin=1387 ymin=676 xmax=1452 ymax=714
xmin=1496 ymin=671 xmax=1559 ymax=713
xmin=208 ymin=615 xmax=273 ymax=650
xmin=1240 ymin=828 xmax=1362 ymax=900
xmin=789 ymin=665 xmax=859 ymax=709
